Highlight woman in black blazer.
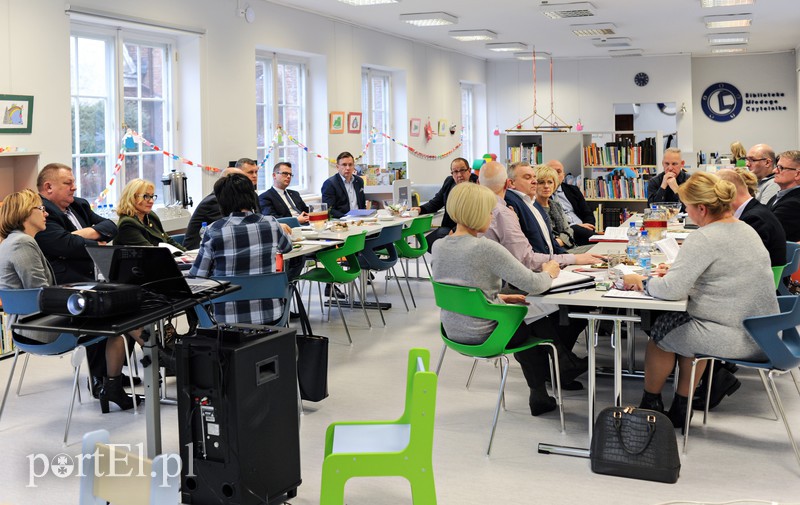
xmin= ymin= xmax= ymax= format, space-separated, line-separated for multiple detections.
xmin=115 ymin=179 xmax=185 ymax=251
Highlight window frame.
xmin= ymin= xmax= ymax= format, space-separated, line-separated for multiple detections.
xmin=361 ymin=68 xmax=392 ymax=167
xmin=460 ymin=83 xmax=475 ymax=162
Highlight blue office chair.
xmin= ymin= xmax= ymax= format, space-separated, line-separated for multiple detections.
xmin=779 ymin=242 xmax=800 ymax=296
xmin=683 ymin=296 xmax=800 ymax=470
xmin=277 ymin=217 xmax=301 ymax=228
xmin=0 ymin=288 xmax=107 ymax=446
xmin=193 ymin=272 xmax=292 ymax=328
xmin=357 ymin=224 xmax=409 ymax=326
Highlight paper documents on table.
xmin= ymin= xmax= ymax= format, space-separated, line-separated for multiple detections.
xmin=654 ymin=237 xmax=680 ymax=263
xmin=546 ymin=270 xmax=595 ymax=294
xmin=298 ymin=239 xmax=344 ymax=246
xmin=589 ymin=226 xmax=628 ymax=242
xmin=602 ymin=289 xmax=655 ymax=300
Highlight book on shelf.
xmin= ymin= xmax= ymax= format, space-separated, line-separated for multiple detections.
xmin=591 ymin=204 xmax=624 ymax=233
xmin=582 ymin=168 xmax=655 ymax=200
xmin=507 ymin=143 xmax=541 ymax=164
xmin=583 ymin=136 xmax=658 ymax=166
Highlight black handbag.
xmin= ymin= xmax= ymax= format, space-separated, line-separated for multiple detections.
xmin=291 ymin=283 xmax=329 ymax=402
xmin=590 ymin=406 xmax=681 ymax=483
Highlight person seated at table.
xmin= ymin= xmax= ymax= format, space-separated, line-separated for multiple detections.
xmin=190 ymin=174 xmax=293 ymax=325
xmin=411 ymin=157 xmax=478 ymax=252
xmin=321 ymin=151 xmax=366 ymax=219
xmin=184 ymin=165 xmax=249 ymax=250
xmin=0 ymin=189 xmax=146 ymax=413
xmin=505 ymin=162 xmax=565 ymax=257
xmin=546 ymin=160 xmax=596 ymax=246
xmin=259 ymin=161 xmax=310 ymax=224
xmin=432 ymin=182 xmax=585 ymax=416
xmin=647 ymin=147 xmax=689 ymax=206
xmin=535 ymin=165 xmax=575 ymax=250
xmin=115 ymin=179 xmax=186 ymax=251
xmin=622 ymin=172 xmax=778 ymax=431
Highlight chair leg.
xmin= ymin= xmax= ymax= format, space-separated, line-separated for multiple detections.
xmin=391 ymin=267 xmax=410 ymax=312
xmin=351 ymin=282 xmax=372 ymax=329
xmin=15 ymin=353 xmax=31 ymax=396
xmin=64 ymin=346 xmax=88 ymax=447
xmin=683 ymin=358 xmax=701 ymax=455
xmin=121 ymin=337 xmax=138 ymax=414
xmin=487 ymin=355 xmax=510 ymax=456
xmin=421 ymin=254 xmax=432 ymax=278
xmin=398 ymin=259 xmax=417 ymax=308
xmin=435 ymin=344 xmax=447 ymax=374
xmin=409 ymin=471 xmax=437 ymax=505
xmin=0 ymin=350 xmax=21 ymax=423
xmin=791 ymin=368 xmax=800 ymax=397
xmin=368 ymin=274 xmax=386 ymax=326
xmin=756 ymin=369 xmax=781 ymax=421
xmin=319 ymin=463 xmax=349 ymax=505
xmin=331 ymin=288 xmax=353 ymax=345
xmin=465 ymin=360 xmax=479 ymax=390
xmin=703 ymin=359 xmax=714 ymax=424
xmin=767 ymin=370 xmax=800 ymax=470
xmin=544 ymin=342 xmax=565 ymax=434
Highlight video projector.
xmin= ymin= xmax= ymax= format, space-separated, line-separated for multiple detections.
xmin=39 ymin=283 xmax=142 ymax=318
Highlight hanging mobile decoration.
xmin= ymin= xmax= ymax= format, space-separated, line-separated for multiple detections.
xmin=506 ymin=48 xmax=572 ymax=132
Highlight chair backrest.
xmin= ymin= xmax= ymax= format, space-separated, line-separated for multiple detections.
xmin=430 ymin=279 xmax=529 ymax=358
xmin=80 ymin=429 xmax=181 ymax=505
xmin=359 ymin=224 xmax=402 ymax=270
xmin=742 ymin=295 xmax=800 ymax=371
xmin=0 ymin=288 xmax=41 ymax=315
xmin=396 ymin=215 xmax=433 ymax=257
xmin=277 ymin=216 xmax=301 ymax=228
xmin=400 ymin=348 xmax=437 ymax=448
xmin=315 ymin=232 xmax=367 ymax=283
xmin=194 ymin=272 xmax=291 ymax=327
xmin=779 ymin=242 xmax=800 ymax=295
xmin=772 ymin=265 xmax=787 ymax=289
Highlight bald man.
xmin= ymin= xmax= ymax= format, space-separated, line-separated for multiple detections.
xmin=546 ymin=160 xmax=596 ymax=246
xmin=746 ymin=143 xmax=779 ymax=204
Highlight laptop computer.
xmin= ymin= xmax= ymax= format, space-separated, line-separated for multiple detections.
xmin=89 ymin=245 xmax=228 ymax=298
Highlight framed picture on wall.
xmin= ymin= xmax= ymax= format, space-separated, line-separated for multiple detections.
xmin=438 ymin=119 xmax=448 ymax=136
xmin=0 ymin=94 xmax=34 ymax=134
xmin=347 ymin=112 xmax=362 ymax=134
xmin=329 ymin=111 xmax=345 ymax=134
xmin=409 ymin=118 xmax=421 ymax=137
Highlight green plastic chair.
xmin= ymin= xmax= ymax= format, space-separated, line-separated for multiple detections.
xmin=320 ymin=348 xmax=438 ymax=505
xmin=431 ymin=280 xmax=564 ymax=455
xmin=297 ymin=232 xmax=370 ymax=344
xmin=773 ymin=264 xmax=787 ymax=289
xmin=393 ymin=215 xmax=434 ymax=308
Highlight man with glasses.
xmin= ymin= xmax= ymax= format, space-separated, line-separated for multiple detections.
xmin=766 ymin=150 xmax=800 ymax=241
xmin=647 ymin=148 xmax=689 ymax=205
xmin=259 ymin=162 xmax=309 ymax=224
xmin=746 ymin=144 xmax=780 ymax=204
xmin=411 ymin=157 xmax=477 ymax=251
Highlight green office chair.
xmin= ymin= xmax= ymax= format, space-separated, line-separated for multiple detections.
xmin=393 ymin=215 xmax=434 ymax=308
xmin=320 ymin=348 xmax=438 ymax=504
xmin=773 ymin=265 xmax=787 ymax=289
xmin=431 ymin=280 xmax=564 ymax=455
xmin=297 ymin=232 xmax=370 ymax=344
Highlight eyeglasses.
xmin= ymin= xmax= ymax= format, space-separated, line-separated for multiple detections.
xmin=451 ymin=168 xmax=470 ymax=175
xmin=276 ymin=171 xmax=293 ymax=177
xmin=776 ymin=165 xmax=799 ymax=172
xmin=137 ymin=194 xmax=158 ymax=201
xmin=746 ymin=157 xmax=767 ymax=163
xmin=32 ymin=205 xmax=46 ymax=212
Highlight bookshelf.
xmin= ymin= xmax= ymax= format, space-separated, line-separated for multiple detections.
xmin=499 ymin=132 xmax=585 ymax=177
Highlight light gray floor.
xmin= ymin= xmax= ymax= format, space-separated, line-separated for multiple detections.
xmin=2 ymin=268 xmax=800 ymax=504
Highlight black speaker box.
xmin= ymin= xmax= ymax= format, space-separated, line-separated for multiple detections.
xmin=177 ymin=325 xmax=301 ymax=504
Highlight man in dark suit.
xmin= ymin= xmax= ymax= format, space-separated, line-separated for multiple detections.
xmin=767 ymin=150 xmax=800 ymax=242
xmin=546 ymin=159 xmax=596 ymax=246
xmin=259 ymin=162 xmax=309 ymax=224
xmin=505 ymin=162 xmax=565 ymax=255
xmin=321 ymin=151 xmax=366 ymax=218
xmin=647 ymin=147 xmax=689 ymax=205
xmin=411 ymin=157 xmax=478 ymax=252
xmin=35 ymin=162 xmax=119 ymax=396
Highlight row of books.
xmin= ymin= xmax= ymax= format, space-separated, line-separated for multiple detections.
xmin=0 ymin=312 xmax=13 ymax=355
xmin=507 ymin=144 xmax=542 ymax=164
xmin=592 ymin=204 xmax=630 ymax=233
xmin=583 ymin=172 xmax=653 ymax=200
xmin=584 ymin=136 xmax=658 ymax=166
xmin=356 ymin=161 xmax=407 ymax=186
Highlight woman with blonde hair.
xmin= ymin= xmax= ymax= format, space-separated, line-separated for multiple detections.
xmin=0 ymin=189 xmax=144 ymax=413
xmin=730 ymin=140 xmax=747 ymax=167
xmin=431 ymin=182 xmax=574 ymax=416
xmin=534 ymin=165 xmax=573 ymax=251
xmin=115 ymin=178 xmax=185 ymax=250
xmin=622 ymin=172 xmax=778 ymax=430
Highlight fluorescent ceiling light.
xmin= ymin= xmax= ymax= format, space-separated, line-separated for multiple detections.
xmin=608 ymin=48 xmax=643 ymax=57
xmin=514 ymin=51 xmax=552 ymax=60
xmin=571 ymin=22 xmax=615 ymax=36
xmin=700 ymin=0 xmax=754 ymax=7
xmin=540 ymin=1 xmax=595 ymax=19
xmin=712 ymin=45 xmax=747 ymax=53
xmin=449 ymin=29 xmax=497 ymax=41
xmin=592 ymin=37 xmax=631 ymax=47
xmin=399 ymin=12 xmax=457 ymax=26
xmin=704 ymin=14 xmax=752 ymax=28
xmin=708 ymin=32 xmax=749 ymax=44
xmin=337 ymin=0 xmax=399 ymax=5
xmin=486 ymin=42 xmax=528 ymax=52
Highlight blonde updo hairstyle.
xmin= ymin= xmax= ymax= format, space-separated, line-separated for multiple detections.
xmin=718 ymin=168 xmax=758 ymax=197
xmin=446 ymin=182 xmax=496 ymax=231
xmin=117 ymin=179 xmax=156 ymax=217
xmin=677 ymin=172 xmax=735 ymax=217
xmin=0 ymin=189 xmax=43 ymax=239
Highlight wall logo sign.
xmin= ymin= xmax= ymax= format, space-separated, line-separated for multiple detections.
xmin=701 ymin=82 xmax=743 ymax=122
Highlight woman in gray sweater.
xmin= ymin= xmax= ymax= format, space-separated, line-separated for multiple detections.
xmin=432 ymin=182 xmax=574 ymax=415
xmin=623 ymin=172 xmax=778 ymax=430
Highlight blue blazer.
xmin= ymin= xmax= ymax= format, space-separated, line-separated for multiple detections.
xmin=321 ymin=174 xmax=366 ymax=218
xmin=504 ymin=191 xmax=566 ymax=255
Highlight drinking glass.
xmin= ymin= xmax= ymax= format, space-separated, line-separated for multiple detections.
xmin=309 ymin=203 xmax=329 ymax=230
xmin=606 ymin=254 xmax=625 ymax=287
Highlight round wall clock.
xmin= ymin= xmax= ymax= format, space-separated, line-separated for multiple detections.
xmin=634 ymin=72 xmax=649 ymax=87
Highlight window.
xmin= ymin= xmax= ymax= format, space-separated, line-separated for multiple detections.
xmin=361 ymin=69 xmax=391 ymax=167
xmin=256 ymin=56 xmax=308 ymax=191
xmin=461 ymin=84 xmax=475 ymax=162
xmin=70 ymin=28 xmax=173 ymax=204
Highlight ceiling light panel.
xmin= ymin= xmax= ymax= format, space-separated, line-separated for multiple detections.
xmin=571 ymin=23 xmax=615 ymax=36
xmin=608 ymin=48 xmax=643 ymax=57
xmin=700 ymin=0 xmax=754 ymax=7
xmin=337 ymin=0 xmax=399 ymax=5
xmin=540 ymin=2 xmax=595 ymax=19
xmin=399 ymin=12 xmax=457 ymax=26
xmin=592 ymin=37 xmax=631 ymax=47
xmin=704 ymin=14 xmax=752 ymax=28
xmin=449 ymin=29 xmax=497 ymax=41
xmin=486 ymin=42 xmax=528 ymax=52
xmin=514 ymin=51 xmax=552 ymax=60
xmin=712 ymin=45 xmax=747 ymax=53
xmin=707 ymin=32 xmax=749 ymax=44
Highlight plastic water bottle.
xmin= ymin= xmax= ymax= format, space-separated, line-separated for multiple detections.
xmin=107 ymin=204 xmax=115 ymax=218
xmin=199 ymin=222 xmax=208 ymax=241
xmin=638 ymin=230 xmax=651 ymax=276
xmin=626 ymin=221 xmax=639 ymax=262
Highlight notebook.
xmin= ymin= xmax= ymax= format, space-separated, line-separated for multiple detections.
xmin=93 ymin=246 xmax=229 ymax=298
xmin=343 ymin=209 xmax=377 ymax=218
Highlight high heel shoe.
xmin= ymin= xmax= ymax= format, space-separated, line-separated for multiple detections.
xmin=99 ymin=375 xmax=142 ymax=414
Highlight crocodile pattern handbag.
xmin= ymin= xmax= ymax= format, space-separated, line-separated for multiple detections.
xmin=590 ymin=406 xmax=681 ymax=483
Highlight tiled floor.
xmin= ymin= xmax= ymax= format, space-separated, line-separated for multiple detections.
xmin=1 ymin=270 xmax=799 ymax=504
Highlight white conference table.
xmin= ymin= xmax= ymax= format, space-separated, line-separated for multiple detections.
xmin=284 ymin=215 xmax=414 ymax=260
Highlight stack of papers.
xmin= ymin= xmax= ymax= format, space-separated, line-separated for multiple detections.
xmin=589 ymin=226 xmax=629 ymax=242
xmin=546 ymin=270 xmax=595 ymax=294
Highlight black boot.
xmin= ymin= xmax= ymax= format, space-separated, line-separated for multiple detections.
xmin=693 ymin=367 xmax=741 ymax=411
xmin=529 ymin=386 xmax=558 ymax=416
xmin=639 ymin=390 xmax=665 ymax=413
xmin=87 ymin=375 xmax=103 ymax=399
xmin=557 ymin=348 xmax=588 ymax=384
xmin=99 ymin=375 xmax=142 ymax=414
xmin=667 ymin=394 xmax=692 ymax=434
